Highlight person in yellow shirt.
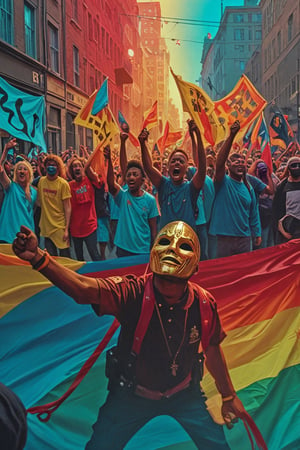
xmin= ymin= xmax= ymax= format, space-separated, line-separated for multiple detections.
xmin=37 ymin=154 xmax=71 ymax=257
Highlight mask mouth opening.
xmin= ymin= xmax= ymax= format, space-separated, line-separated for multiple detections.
xmin=161 ymin=256 xmax=180 ymax=265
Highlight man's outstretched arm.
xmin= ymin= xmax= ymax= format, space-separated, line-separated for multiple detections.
xmin=13 ymin=226 xmax=99 ymax=304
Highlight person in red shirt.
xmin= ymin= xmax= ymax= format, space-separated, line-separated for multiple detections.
xmin=68 ymin=156 xmax=101 ymax=261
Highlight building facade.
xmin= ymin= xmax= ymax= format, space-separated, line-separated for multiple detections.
xmin=260 ymin=0 xmax=300 ymax=137
xmin=0 ymin=0 xmax=164 ymax=154
xmin=201 ymin=0 xmax=262 ymax=100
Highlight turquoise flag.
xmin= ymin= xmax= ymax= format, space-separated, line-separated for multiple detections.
xmin=0 ymin=76 xmax=47 ymax=152
xmin=91 ymin=78 xmax=108 ymax=115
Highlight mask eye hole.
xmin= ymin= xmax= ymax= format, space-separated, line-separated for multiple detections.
xmin=180 ymin=243 xmax=193 ymax=251
xmin=158 ymin=237 xmax=170 ymax=246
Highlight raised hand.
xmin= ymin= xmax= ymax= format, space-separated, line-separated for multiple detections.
xmin=138 ymin=129 xmax=149 ymax=144
xmin=120 ymin=123 xmax=129 ymax=142
xmin=12 ymin=226 xmax=39 ymax=262
xmin=230 ymin=120 xmax=240 ymax=136
xmin=103 ymin=145 xmax=111 ymax=160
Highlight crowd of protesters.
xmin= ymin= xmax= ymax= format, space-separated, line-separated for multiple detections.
xmin=1 ymin=120 xmax=300 ymax=261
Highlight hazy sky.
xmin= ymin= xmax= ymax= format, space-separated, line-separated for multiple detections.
xmin=137 ymin=1 xmax=249 ymax=113
xmin=160 ymin=0 xmax=246 ymax=81
xmin=138 ymin=0 xmax=247 ymax=108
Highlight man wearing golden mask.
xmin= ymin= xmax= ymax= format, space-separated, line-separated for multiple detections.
xmin=13 ymin=221 xmax=246 ymax=449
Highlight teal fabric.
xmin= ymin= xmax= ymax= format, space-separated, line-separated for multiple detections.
xmin=0 ymin=76 xmax=47 ymax=151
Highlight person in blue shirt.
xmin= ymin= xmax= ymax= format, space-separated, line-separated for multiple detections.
xmin=209 ymin=121 xmax=261 ymax=258
xmin=0 ymin=138 xmax=37 ymax=244
xmin=104 ymin=146 xmax=159 ymax=257
xmin=138 ymin=120 xmax=206 ymax=231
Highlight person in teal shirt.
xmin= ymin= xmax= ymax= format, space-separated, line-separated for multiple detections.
xmin=104 ymin=146 xmax=159 ymax=257
xmin=0 ymin=139 xmax=37 ymax=243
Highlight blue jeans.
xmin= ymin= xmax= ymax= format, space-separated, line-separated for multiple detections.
xmin=196 ymin=224 xmax=208 ymax=261
xmin=85 ymin=386 xmax=229 ymax=450
xmin=217 ymin=235 xmax=251 ymax=258
xmin=44 ymin=237 xmax=70 ymax=258
xmin=72 ymin=230 xmax=101 ymax=261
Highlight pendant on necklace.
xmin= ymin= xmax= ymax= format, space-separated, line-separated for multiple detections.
xmin=170 ymin=362 xmax=178 ymax=376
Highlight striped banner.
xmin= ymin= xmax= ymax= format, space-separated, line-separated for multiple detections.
xmin=0 ymin=241 xmax=299 ymax=449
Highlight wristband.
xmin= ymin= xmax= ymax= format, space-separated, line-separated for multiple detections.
xmin=222 ymin=394 xmax=236 ymax=402
xmin=31 ymin=251 xmax=50 ymax=271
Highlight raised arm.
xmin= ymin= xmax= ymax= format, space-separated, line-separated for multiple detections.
xmin=103 ymin=146 xmax=120 ymax=197
xmin=188 ymin=120 xmax=206 ymax=191
xmin=119 ymin=123 xmax=129 ymax=179
xmin=0 ymin=138 xmax=17 ymax=189
xmin=215 ymin=121 xmax=240 ymax=183
xmin=139 ymin=129 xmax=162 ymax=189
xmin=12 ymin=226 xmax=99 ymax=304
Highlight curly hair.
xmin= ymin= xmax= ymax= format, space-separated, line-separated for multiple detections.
xmin=44 ymin=154 xmax=67 ymax=179
xmin=67 ymin=156 xmax=86 ymax=180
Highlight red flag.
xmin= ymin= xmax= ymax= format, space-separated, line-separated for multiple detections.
xmin=142 ymin=101 xmax=158 ymax=130
xmin=157 ymin=121 xmax=170 ymax=153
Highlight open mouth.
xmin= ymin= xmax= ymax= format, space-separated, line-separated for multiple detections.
xmin=173 ymin=168 xmax=180 ymax=176
xmin=161 ymin=256 xmax=180 ymax=265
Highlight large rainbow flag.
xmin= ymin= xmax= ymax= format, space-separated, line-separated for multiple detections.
xmin=1 ymin=241 xmax=299 ymax=449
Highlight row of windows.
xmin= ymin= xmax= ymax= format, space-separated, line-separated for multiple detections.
xmin=263 ymin=13 xmax=294 ymax=72
xmin=0 ymin=2 xmax=122 ymax=91
xmin=262 ymin=0 xmax=287 ymax=34
xmin=233 ymin=13 xmax=261 ymax=23
xmin=85 ymin=13 xmax=121 ymax=63
xmin=264 ymin=74 xmax=297 ymax=103
xmin=233 ymin=28 xmax=262 ymax=41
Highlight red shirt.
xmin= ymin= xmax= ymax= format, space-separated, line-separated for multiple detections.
xmin=88 ymin=274 xmax=225 ymax=392
xmin=69 ymin=176 xmax=97 ymax=238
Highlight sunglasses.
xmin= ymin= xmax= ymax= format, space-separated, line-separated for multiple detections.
xmin=289 ymin=163 xmax=300 ymax=168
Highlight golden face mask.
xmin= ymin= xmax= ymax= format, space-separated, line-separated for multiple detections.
xmin=150 ymin=221 xmax=200 ymax=279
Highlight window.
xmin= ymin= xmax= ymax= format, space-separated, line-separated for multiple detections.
xmin=101 ymin=27 xmax=105 ymax=50
xmin=73 ymin=45 xmax=80 ymax=87
xmin=89 ymin=64 xmax=95 ymax=92
xmin=49 ymin=24 xmax=59 ymax=73
xmin=234 ymin=29 xmax=244 ymax=41
xmin=88 ymin=13 xmax=93 ymax=40
xmin=255 ymin=29 xmax=261 ymax=40
xmin=0 ymin=0 xmax=13 ymax=44
xmin=277 ymin=31 xmax=281 ymax=55
xmin=66 ymin=112 xmax=75 ymax=149
xmin=48 ymin=107 xmax=61 ymax=154
xmin=252 ymin=13 xmax=261 ymax=23
xmin=24 ymin=2 xmax=36 ymax=58
xmin=239 ymin=61 xmax=246 ymax=72
xmin=86 ymin=128 xmax=93 ymax=152
xmin=233 ymin=14 xmax=244 ymax=23
xmin=288 ymin=13 xmax=293 ymax=42
xmin=72 ymin=0 xmax=78 ymax=22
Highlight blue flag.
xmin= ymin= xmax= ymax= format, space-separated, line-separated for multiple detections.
xmin=118 ymin=110 xmax=128 ymax=126
xmin=91 ymin=78 xmax=109 ymax=115
xmin=0 ymin=76 xmax=47 ymax=152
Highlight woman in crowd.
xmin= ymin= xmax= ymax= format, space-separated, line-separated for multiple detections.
xmin=0 ymin=138 xmax=37 ymax=243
